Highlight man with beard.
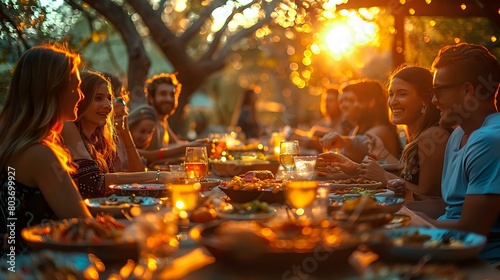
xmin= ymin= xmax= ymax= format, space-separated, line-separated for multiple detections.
xmin=136 ymin=73 xmax=207 ymax=166
xmin=430 ymin=43 xmax=500 ymax=265
xmin=145 ymin=73 xmax=183 ymax=149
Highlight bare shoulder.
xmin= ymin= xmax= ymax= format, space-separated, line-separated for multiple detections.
xmin=10 ymin=144 xmax=63 ymax=186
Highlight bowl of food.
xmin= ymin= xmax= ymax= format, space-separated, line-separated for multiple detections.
xmin=219 ymin=171 xmax=285 ymax=204
xmin=211 ymin=160 xmax=280 ymax=177
xmin=109 ymin=183 xmax=169 ymax=198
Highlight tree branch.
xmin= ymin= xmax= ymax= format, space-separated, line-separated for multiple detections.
xmin=214 ymin=0 xmax=280 ymax=63
xmin=0 ymin=3 xmax=30 ymax=50
xmin=200 ymin=0 xmax=258 ymax=61
xmin=85 ymin=0 xmax=151 ymax=106
xmin=180 ymin=0 xmax=226 ymax=44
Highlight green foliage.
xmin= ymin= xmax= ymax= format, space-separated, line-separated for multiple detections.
xmin=405 ymin=16 xmax=500 ymax=68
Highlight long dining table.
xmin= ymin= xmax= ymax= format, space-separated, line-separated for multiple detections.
xmin=154 ymin=199 xmax=500 ymax=280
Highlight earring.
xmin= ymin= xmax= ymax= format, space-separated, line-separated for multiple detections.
xmin=421 ymin=106 xmax=426 ymax=114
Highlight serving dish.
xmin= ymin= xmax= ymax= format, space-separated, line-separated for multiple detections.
xmin=85 ymin=195 xmax=161 ymax=217
xmin=200 ymin=178 xmax=222 ymax=191
xmin=211 ymin=160 xmax=280 ymax=177
xmin=219 ymin=185 xmax=285 ymax=204
xmin=190 ymin=220 xmax=359 ymax=272
xmin=109 ymin=183 xmax=169 ymax=198
xmin=367 ymin=227 xmax=487 ymax=262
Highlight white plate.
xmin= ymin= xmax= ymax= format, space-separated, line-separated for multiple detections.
xmin=216 ymin=206 xmax=277 ymax=220
xmin=85 ymin=195 xmax=161 ymax=216
xmin=368 ymin=227 xmax=487 ymax=262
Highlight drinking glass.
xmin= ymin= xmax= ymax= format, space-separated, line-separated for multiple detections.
xmin=185 ymin=146 xmax=209 ymax=180
xmin=169 ymin=180 xmax=200 ymax=244
xmin=285 ymin=181 xmax=319 ymax=225
xmin=294 ymin=156 xmax=317 ymax=180
xmin=279 ymin=140 xmax=299 ymax=173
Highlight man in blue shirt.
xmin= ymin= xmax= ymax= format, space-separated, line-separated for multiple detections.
xmin=431 ymin=43 xmax=500 ymax=264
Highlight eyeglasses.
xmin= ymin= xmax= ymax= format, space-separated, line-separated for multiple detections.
xmin=433 ymin=82 xmax=465 ymax=96
xmin=433 ymin=82 xmax=465 ymax=94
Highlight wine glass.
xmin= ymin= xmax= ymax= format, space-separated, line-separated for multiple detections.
xmin=169 ymin=180 xmax=200 ymax=245
xmin=280 ymin=140 xmax=299 ymax=177
xmin=185 ymin=146 xmax=209 ymax=181
xmin=285 ymin=180 xmax=319 ymax=225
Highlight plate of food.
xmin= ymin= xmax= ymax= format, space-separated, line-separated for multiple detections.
xmin=326 ymin=178 xmax=383 ymax=189
xmin=190 ymin=220 xmax=359 ymax=272
xmin=216 ymin=201 xmax=277 ymax=220
xmin=328 ymin=187 xmax=394 ymax=198
xmin=328 ymin=196 xmax=404 ymax=215
xmin=85 ymin=195 xmax=161 ymax=217
xmin=211 ymin=160 xmax=280 ymax=177
xmin=367 ymin=227 xmax=487 ymax=262
xmin=21 ymin=215 xmax=138 ymax=263
xmin=219 ymin=171 xmax=285 ymax=204
xmin=109 ymin=183 xmax=169 ymax=198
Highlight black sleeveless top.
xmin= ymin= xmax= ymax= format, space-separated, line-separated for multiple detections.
xmin=0 ymin=170 xmax=56 ymax=256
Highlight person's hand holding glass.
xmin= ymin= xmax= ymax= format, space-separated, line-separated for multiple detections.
xmin=185 ymin=146 xmax=208 ymax=181
xmin=279 ymin=140 xmax=299 ymax=177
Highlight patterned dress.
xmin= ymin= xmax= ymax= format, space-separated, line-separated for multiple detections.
xmin=71 ymin=159 xmax=113 ymax=199
xmin=0 ymin=171 xmax=56 ymax=256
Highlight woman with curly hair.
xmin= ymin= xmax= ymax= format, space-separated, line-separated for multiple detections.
xmin=62 ymin=71 xmax=169 ymax=198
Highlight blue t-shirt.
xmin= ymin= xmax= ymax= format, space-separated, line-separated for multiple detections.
xmin=438 ymin=113 xmax=500 ymax=263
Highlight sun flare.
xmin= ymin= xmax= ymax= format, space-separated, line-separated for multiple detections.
xmin=323 ymin=11 xmax=379 ymax=59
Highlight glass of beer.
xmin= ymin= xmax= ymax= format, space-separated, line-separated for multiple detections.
xmin=169 ymin=180 xmax=201 ymax=243
xmin=280 ymin=140 xmax=299 ymax=173
xmin=185 ymin=146 xmax=208 ymax=180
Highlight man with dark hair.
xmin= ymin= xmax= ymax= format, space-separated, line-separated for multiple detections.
xmin=145 ymin=73 xmax=183 ymax=149
xmin=431 ymin=43 xmax=500 ymax=264
xmin=138 ymin=73 xmax=207 ymax=165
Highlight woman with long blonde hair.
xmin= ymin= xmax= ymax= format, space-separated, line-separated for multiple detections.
xmin=0 ymin=45 xmax=91 ymax=255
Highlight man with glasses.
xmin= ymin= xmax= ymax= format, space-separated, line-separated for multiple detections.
xmin=431 ymin=43 xmax=500 ymax=264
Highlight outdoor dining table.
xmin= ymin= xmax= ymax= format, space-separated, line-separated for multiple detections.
xmin=152 ymin=204 xmax=500 ymax=280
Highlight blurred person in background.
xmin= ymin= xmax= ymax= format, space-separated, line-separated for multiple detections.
xmin=289 ymin=85 xmax=351 ymax=154
xmin=320 ymin=79 xmax=402 ymax=162
xmin=0 ymin=45 xmax=91 ymax=254
xmin=236 ymin=88 xmax=261 ymax=140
